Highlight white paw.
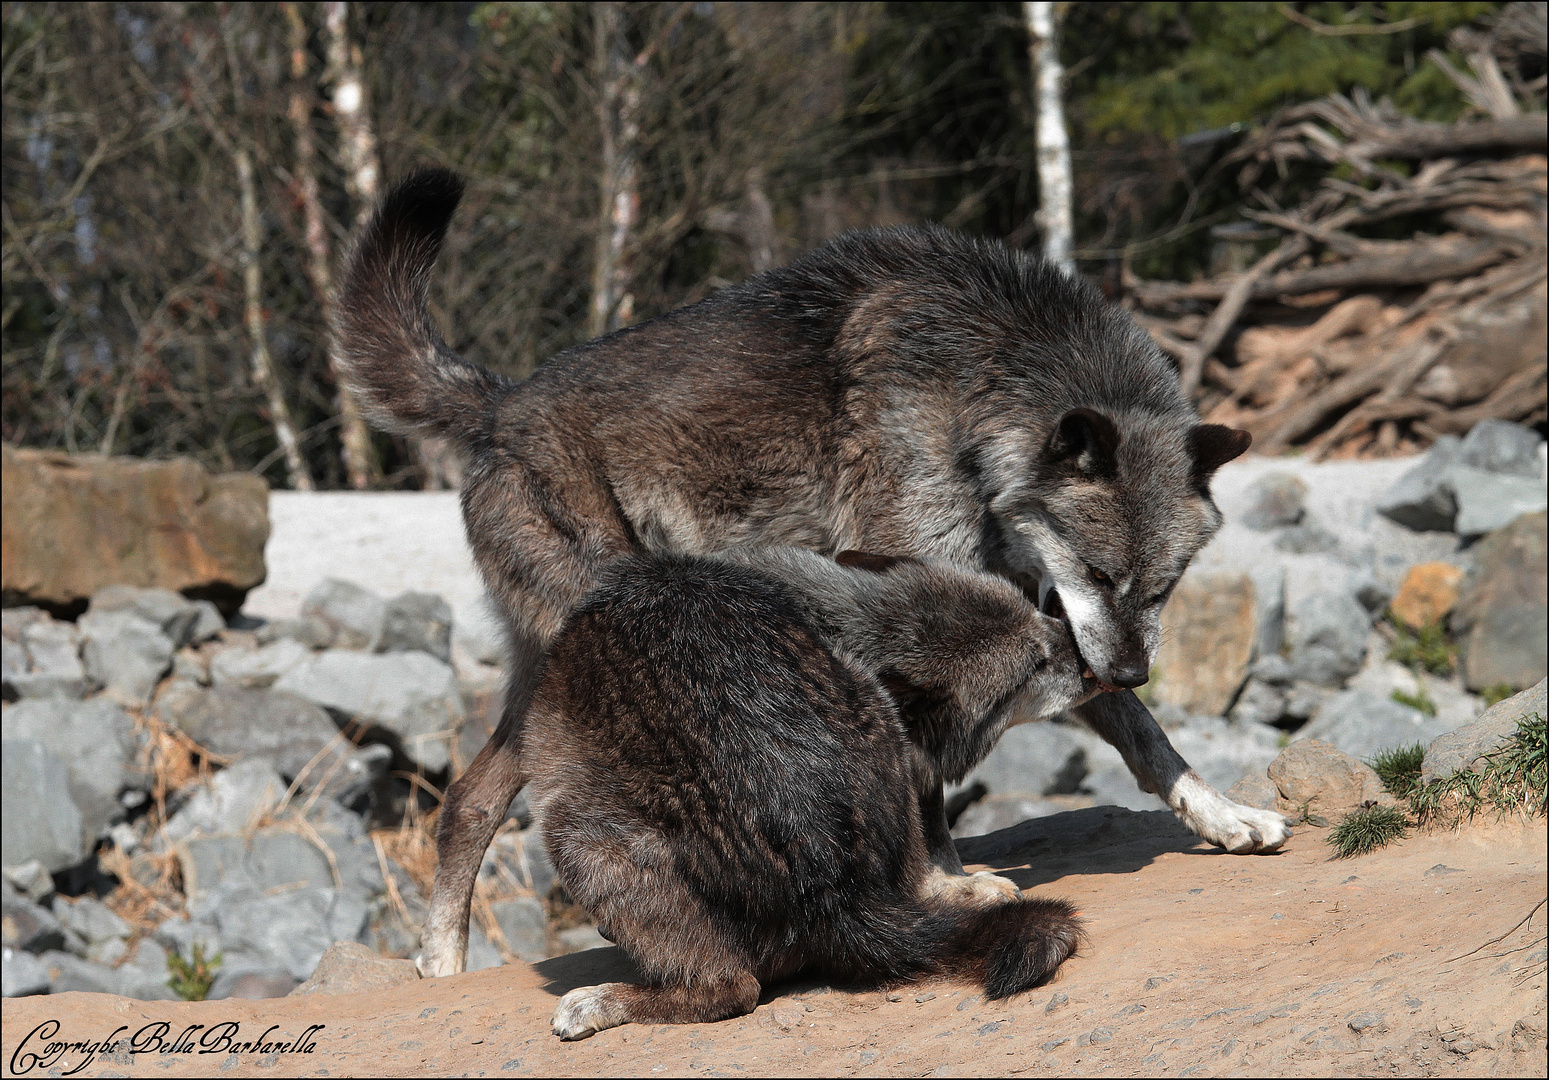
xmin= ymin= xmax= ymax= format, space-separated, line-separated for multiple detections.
xmin=416 ymin=947 xmax=462 ymax=979
xmin=922 ymin=866 xmax=1023 ymax=905
xmin=553 ymin=984 xmax=621 ymax=1041
xmin=1191 ymin=798 xmax=1293 ymax=854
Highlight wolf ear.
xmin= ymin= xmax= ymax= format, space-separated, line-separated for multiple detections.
xmin=835 ymin=550 xmax=919 ymax=574
xmin=1189 ymin=424 xmax=1252 ymax=481
xmin=1043 ymin=408 xmax=1122 ymax=477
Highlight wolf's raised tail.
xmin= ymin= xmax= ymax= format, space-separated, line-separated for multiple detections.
xmin=931 ymin=896 xmax=1083 ymax=999
xmin=334 ymin=168 xmax=513 ymax=447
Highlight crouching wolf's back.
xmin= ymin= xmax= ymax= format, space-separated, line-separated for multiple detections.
xmin=525 ymin=553 xmax=1081 ymax=1040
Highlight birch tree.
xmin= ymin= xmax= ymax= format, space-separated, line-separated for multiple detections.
xmin=1024 ymin=2 xmax=1073 ymax=275
xmin=587 ymin=2 xmax=641 ymax=338
xmin=284 ymin=1 xmax=375 ymax=490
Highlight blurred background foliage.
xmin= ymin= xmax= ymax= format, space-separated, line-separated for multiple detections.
xmin=0 ymin=1 xmax=1519 ymax=487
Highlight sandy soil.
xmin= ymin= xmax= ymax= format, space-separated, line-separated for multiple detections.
xmin=6 ymin=810 xmax=1543 ymax=1078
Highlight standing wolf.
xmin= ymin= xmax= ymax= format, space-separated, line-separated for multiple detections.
xmin=335 ymin=169 xmax=1292 ymax=978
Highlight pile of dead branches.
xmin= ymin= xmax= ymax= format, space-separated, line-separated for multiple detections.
xmin=1129 ymin=10 xmax=1547 ymax=460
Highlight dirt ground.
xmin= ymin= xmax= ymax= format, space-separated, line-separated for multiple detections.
xmin=5 ymin=808 xmax=1544 ymax=1079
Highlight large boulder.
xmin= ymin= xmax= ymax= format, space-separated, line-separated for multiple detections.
xmin=1 ymin=445 xmax=268 ymax=616
xmin=77 ymin=609 xmax=174 ymax=705
xmin=1148 ymin=569 xmax=1258 ymax=716
xmin=1452 ymin=511 xmax=1547 ymax=692
xmin=156 ymin=683 xmax=346 ymax=781
xmin=274 ymin=649 xmax=463 ymax=771
xmin=0 ymin=739 xmax=87 ymax=872
xmin=1421 ymin=678 xmax=1545 ymax=785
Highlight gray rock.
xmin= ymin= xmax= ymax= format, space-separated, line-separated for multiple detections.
xmin=951 ymin=795 xmax=1070 ymax=838
xmin=89 ymin=586 xmax=205 ymax=648
xmin=1241 ymin=472 xmax=1307 ymax=531
xmin=8 ymin=619 xmax=86 ymax=700
xmin=52 ymin=894 xmax=130 ymax=960
xmin=1274 ymin=524 xmax=1342 ymax=555
xmin=1 ymin=607 xmax=49 ymax=639
xmin=377 ymin=592 xmax=453 ymax=663
xmin=1447 ymin=466 xmax=1549 ymax=537
xmin=36 ymin=949 xmax=121 ymax=994
xmin=465 ymin=922 xmax=504 ymax=972
xmin=257 ymin=615 xmax=334 ymax=650
xmin=2 ymin=894 xmax=66 ymax=953
xmin=153 ymin=917 xmax=222 ymax=966
xmin=301 ymin=579 xmax=387 ymax=651
xmin=1268 ymin=740 xmax=1388 ymax=815
xmin=304 ymin=743 xmax=392 ymax=809
xmin=113 ymin=938 xmax=179 ymax=1000
xmin=950 ymin=722 xmax=1088 ymax=801
xmin=556 ymin=926 xmax=609 ymax=955
xmin=209 ymin=638 xmax=311 ymax=690
xmin=0 ymin=739 xmax=87 ymax=871
xmin=1165 ymin=717 xmax=1283 ymax=796
xmin=1457 ymin=419 xmax=1543 ymax=478
xmin=1377 ymin=436 xmax=1462 ymax=532
xmin=211 ymin=968 xmax=299 ymax=1000
xmin=157 ymin=683 xmax=344 ymax=782
xmin=188 ymin=600 xmax=227 ymax=644
xmin=3 ymin=860 xmax=55 ymax=903
xmin=1228 ymin=677 xmax=1286 ymax=728
xmin=1293 ymin=688 xmax=1454 ymax=760
xmin=289 ymin=940 xmax=417 ymax=996
xmin=162 ymin=759 xmax=288 ymax=843
xmin=489 ymin=897 xmax=549 ymax=962
xmin=1250 ymin=654 xmax=1294 ymax=686
xmin=2 ymin=946 xmax=51 ymax=997
xmin=176 ymin=820 xmax=384 ymax=906
xmin=215 ymin=886 xmax=371 ymax=981
xmin=1286 ymin=588 xmax=1371 ymax=687
xmin=171 ymin=648 xmax=210 ymax=685
xmin=78 ymin=609 xmax=174 ymax=704
xmin=1422 ymin=679 xmax=1545 ymax=784
xmin=1453 ymin=511 xmax=1547 ymax=692
xmin=274 ymin=650 xmax=462 ymax=771
xmin=455 ymin=617 xmax=505 ymax=667
xmin=2 ymin=697 xmax=143 ymax=841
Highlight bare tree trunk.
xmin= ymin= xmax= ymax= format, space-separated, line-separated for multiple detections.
xmin=324 ymin=0 xmax=455 ymax=488
xmin=1025 ymin=2 xmax=1073 ymax=275
xmin=285 ymin=1 xmax=375 ymax=491
xmin=236 ymin=146 xmax=313 ymax=491
xmin=743 ymin=166 xmax=777 ymax=273
xmin=588 ymin=2 xmax=641 ymax=339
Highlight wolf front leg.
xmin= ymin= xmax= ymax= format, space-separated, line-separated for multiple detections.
xmin=1072 ymin=690 xmax=1291 ymax=854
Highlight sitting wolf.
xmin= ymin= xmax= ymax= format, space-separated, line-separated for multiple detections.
xmin=334 ymin=169 xmax=1293 ymax=979
xmin=528 ymin=548 xmax=1091 ymax=1039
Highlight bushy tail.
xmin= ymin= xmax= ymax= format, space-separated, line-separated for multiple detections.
xmin=930 ymin=896 xmax=1084 ymax=1000
xmin=333 ymin=168 xmax=513 ymax=447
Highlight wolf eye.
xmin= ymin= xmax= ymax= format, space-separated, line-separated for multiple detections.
xmin=1087 ymin=566 xmax=1112 ymax=586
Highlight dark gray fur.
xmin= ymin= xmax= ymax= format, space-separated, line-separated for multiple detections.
xmin=334 ymin=169 xmax=1287 ymax=978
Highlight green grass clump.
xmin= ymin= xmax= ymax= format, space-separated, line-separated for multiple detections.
xmin=167 ymin=942 xmax=221 ymax=1001
xmin=1410 ymin=712 xmax=1547 ymax=826
xmin=1327 ymin=804 xmax=1409 ymax=859
xmin=1385 ymin=612 xmax=1455 ymax=676
xmin=1390 ymin=686 xmax=1437 ymax=717
xmin=1480 ymin=684 xmax=1517 ymax=707
xmin=1368 ymin=743 xmax=1426 ymax=799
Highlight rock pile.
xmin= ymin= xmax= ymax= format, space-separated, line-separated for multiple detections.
xmin=1 ymin=577 xmax=560 ymax=1002
xmin=949 ymin=418 xmax=1546 ymax=834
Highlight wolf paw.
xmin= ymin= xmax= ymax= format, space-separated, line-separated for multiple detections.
xmin=553 ymin=984 xmax=624 ymax=1040
xmin=922 ymin=866 xmax=1023 ymax=905
xmin=1189 ymin=798 xmax=1293 ymax=854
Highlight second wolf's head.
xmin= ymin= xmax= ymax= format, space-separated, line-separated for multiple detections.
xmin=985 ymin=407 xmax=1249 ymax=691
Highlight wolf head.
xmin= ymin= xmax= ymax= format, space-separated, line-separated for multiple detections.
xmin=986 ymin=408 xmax=1250 ymax=690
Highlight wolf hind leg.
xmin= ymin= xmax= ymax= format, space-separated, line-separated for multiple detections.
xmin=552 ymin=974 xmax=762 ymax=1040
xmin=419 ymin=685 xmax=541 ymax=977
xmin=921 ymin=866 xmax=1023 ymax=906
xmin=1073 ymin=690 xmax=1291 ymax=854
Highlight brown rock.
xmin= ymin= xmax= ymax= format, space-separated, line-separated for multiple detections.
xmin=1 ymin=445 xmax=268 ymax=616
xmin=1267 ymin=739 xmax=1389 ymax=817
xmin=1390 ymin=562 xmax=1464 ymax=629
xmin=1149 ymin=570 xmax=1256 ymax=717
xmin=289 ymin=941 xmax=419 ymax=997
xmin=1452 ymin=511 xmax=1548 ymax=692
